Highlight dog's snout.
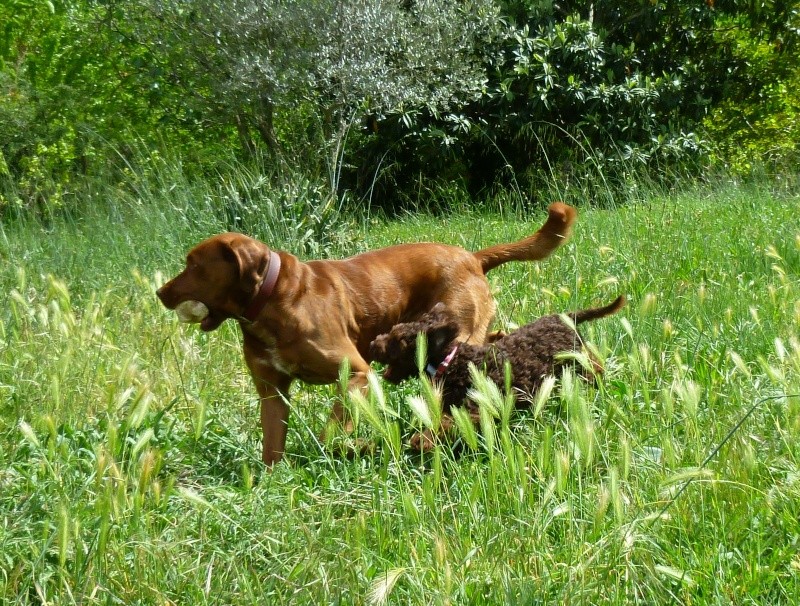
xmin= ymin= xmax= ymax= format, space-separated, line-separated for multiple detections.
xmin=156 ymin=284 xmax=168 ymax=302
xmin=156 ymin=280 xmax=177 ymax=308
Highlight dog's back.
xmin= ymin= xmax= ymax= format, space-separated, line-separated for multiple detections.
xmin=479 ymin=295 xmax=626 ymax=391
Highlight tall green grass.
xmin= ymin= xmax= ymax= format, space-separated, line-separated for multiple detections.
xmin=0 ymin=166 xmax=798 ymax=604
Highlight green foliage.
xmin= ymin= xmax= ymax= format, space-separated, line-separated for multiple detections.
xmin=706 ymin=78 xmax=799 ymax=175
xmin=0 ymin=0 xmax=240 ymax=214
xmin=112 ymin=0 xmax=498 ymax=200
xmin=479 ymin=13 xmax=706 ymax=165
xmin=1 ymin=0 xmax=798 ymax=216
xmin=0 ymin=0 xmax=82 ymax=213
xmin=361 ymin=0 xmax=798 ymax=202
xmin=702 ymin=9 xmax=800 ymax=174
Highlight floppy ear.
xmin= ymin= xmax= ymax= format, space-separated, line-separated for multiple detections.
xmin=223 ymin=235 xmax=269 ymax=294
xmin=427 ymin=323 xmax=458 ymax=354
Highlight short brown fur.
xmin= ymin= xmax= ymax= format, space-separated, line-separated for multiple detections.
xmin=156 ymin=203 xmax=576 ymax=465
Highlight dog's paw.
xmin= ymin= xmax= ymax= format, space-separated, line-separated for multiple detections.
xmin=175 ymin=300 xmax=209 ymax=323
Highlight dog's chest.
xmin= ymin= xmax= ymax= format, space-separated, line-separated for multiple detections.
xmin=246 ymin=334 xmax=334 ymax=384
xmin=252 ymin=349 xmax=334 ymax=383
xmin=243 ymin=325 xmax=297 ymax=376
xmin=252 ymin=347 xmax=295 ymax=377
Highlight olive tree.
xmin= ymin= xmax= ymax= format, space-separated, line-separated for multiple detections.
xmin=129 ymin=0 xmax=500 ymax=194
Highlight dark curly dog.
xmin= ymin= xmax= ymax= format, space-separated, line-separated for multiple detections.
xmin=369 ymin=296 xmax=626 ymax=449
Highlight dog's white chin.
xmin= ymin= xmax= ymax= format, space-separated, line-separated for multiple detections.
xmin=175 ymin=300 xmax=210 ymax=323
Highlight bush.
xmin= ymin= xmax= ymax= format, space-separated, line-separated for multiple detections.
xmin=702 ymin=12 xmax=800 ymax=175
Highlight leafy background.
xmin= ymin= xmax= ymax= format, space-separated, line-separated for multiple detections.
xmin=1 ymin=0 xmax=798 ymax=214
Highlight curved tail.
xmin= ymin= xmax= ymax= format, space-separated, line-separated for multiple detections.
xmin=473 ymin=202 xmax=577 ymax=274
xmin=570 ymin=295 xmax=627 ymax=325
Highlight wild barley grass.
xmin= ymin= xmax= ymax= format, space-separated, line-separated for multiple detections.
xmin=0 ymin=178 xmax=799 ymax=603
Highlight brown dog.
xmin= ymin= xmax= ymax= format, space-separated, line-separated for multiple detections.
xmin=369 ymin=296 xmax=626 ymax=450
xmin=156 ymin=203 xmax=576 ymax=465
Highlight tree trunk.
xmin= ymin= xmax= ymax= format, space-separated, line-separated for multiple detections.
xmin=255 ymin=98 xmax=280 ymax=156
xmin=234 ymin=113 xmax=257 ymax=158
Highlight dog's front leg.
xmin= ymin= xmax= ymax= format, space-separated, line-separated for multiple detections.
xmin=250 ymin=372 xmax=292 ymax=466
xmin=244 ymin=339 xmax=293 ymax=466
xmin=258 ymin=381 xmax=292 ymax=466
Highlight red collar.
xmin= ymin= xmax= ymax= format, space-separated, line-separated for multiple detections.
xmin=426 ymin=345 xmax=459 ymax=379
xmin=243 ymin=250 xmax=281 ymax=322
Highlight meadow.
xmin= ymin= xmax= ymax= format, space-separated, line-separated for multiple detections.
xmin=1 ymin=175 xmax=799 ymax=604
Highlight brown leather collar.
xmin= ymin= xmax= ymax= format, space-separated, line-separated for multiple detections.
xmin=243 ymin=250 xmax=281 ymax=322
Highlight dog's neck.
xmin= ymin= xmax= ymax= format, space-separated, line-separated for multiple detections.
xmin=426 ymin=344 xmax=460 ymax=379
xmin=243 ymin=250 xmax=281 ymax=321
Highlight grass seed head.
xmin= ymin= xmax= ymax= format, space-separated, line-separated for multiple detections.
xmin=639 ymin=292 xmax=657 ymax=316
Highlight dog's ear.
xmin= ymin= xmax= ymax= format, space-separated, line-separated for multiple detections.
xmin=222 ymin=234 xmax=269 ymax=294
xmin=427 ymin=323 xmax=458 ymax=354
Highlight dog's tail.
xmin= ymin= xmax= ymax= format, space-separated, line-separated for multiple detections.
xmin=570 ymin=295 xmax=627 ymax=325
xmin=473 ymin=202 xmax=577 ymax=274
